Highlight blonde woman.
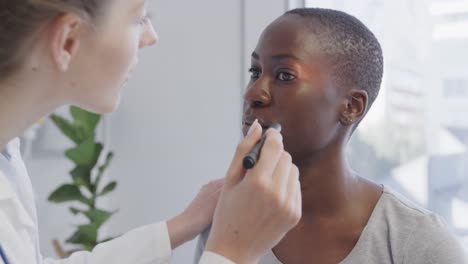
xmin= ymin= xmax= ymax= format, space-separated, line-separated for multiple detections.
xmin=0 ymin=1 xmax=302 ymax=263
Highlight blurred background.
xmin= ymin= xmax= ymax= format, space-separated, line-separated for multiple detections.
xmin=18 ymin=0 xmax=468 ymax=262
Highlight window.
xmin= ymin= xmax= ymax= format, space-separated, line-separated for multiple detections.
xmin=443 ymin=79 xmax=467 ymax=97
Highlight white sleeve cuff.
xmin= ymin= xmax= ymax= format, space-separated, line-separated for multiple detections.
xmin=199 ymin=251 xmax=236 ymax=264
xmin=157 ymin=222 xmax=173 ymax=260
xmin=43 ymin=221 xmax=173 ymax=264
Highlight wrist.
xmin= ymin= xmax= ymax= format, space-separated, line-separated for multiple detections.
xmin=205 ymin=236 xmax=256 ymax=264
xmin=167 ymin=212 xmax=197 ymax=250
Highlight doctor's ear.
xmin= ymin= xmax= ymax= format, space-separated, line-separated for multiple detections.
xmin=48 ymin=13 xmax=83 ymax=72
xmin=339 ymin=89 xmax=368 ymax=126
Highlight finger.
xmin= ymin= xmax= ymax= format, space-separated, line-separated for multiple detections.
xmin=287 ymin=165 xmax=301 ymax=224
xmin=225 ymin=120 xmax=263 ymax=186
xmin=271 ymin=151 xmax=292 ymax=201
xmin=209 ymin=178 xmax=225 ymax=191
xmin=245 ymin=129 xmax=284 ymax=183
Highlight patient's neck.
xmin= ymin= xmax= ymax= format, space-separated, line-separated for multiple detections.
xmin=294 ymin=139 xmax=361 ymax=218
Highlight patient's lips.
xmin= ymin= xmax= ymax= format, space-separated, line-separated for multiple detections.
xmin=242 ymin=116 xmax=274 ymax=136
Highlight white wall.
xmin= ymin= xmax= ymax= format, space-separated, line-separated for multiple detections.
xmin=106 ymin=1 xmax=244 ymax=262
xmin=243 ymin=0 xmax=288 ymax=85
xmin=28 ymin=0 xmax=287 ymax=263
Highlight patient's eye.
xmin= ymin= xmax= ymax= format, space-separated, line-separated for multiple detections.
xmin=248 ymin=67 xmax=261 ymax=80
xmin=277 ymin=71 xmax=295 ymax=81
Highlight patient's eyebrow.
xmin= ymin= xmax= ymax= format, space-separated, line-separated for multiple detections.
xmin=251 ymin=51 xmax=300 ymax=61
xmin=271 ymin=54 xmax=300 ymax=61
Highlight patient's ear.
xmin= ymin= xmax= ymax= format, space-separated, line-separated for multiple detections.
xmin=339 ymin=89 xmax=368 ymax=126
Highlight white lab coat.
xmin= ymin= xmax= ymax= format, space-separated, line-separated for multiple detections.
xmin=0 ymin=139 xmax=234 ymax=264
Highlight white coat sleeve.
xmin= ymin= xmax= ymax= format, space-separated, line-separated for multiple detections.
xmin=43 ymin=222 xmax=172 ymax=264
xmin=42 ymin=221 xmax=236 ymax=264
xmin=44 ymin=223 xmax=235 ymax=264
xmin=194 ymin=226 xmax=236 ymax=264
xmin=199 ymin=252 xmax=236 ymax=264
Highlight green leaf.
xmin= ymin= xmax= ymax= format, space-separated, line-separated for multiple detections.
xmin=66 ymin=223 xmax=98 ymax=246
xmin=99 ymin=181 xmax=117 ymax=196
xmin=98 ymin=237 xmax=115 ymax=244
xmin=50 ymin=114 xmax=81 ymax=144
xmin=83 ymin=244 xmax=95 ymax=251
xmin=73 ymin=177 xmax=86 ymax=187
xmin=48 ymin=184 xmax=91 ymax=206
xmin=84 ymin=209 xmax=113 ymax=227
xmin=65 ymin=140 xmax=103 ymax=168
xmin=70 ymin=106 xmax=100 ymax=140
xmin=100 ymin=152 xmax=114 ymax=172
xmin=69 ymin=207 xmax=84 ymax=215
xmin=70 ymin=166 xmax=92 ymax=189
xmin=95 ymin=152 xmax=114 ymax=188
xmin=70 ymin=106 xmax=100 ymax=130
xmin=48 ymin=184 xmax=83 ymax=203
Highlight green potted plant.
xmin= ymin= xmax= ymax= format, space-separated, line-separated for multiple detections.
xmin=48 ymin=106 xmax=117 ymax=256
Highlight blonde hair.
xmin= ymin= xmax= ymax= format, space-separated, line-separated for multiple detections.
xmin=0 ymin=0 xmax=108 ymax=79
